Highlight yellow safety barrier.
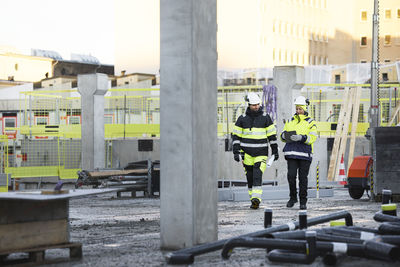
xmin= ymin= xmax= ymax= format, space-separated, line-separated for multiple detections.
xmin=3 ymin=85 xmax=396 ymax=182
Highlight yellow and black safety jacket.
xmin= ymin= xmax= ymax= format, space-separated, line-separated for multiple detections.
xmin=232 ymin=107 xmax=278 ymax=157
xmin=280 ymin=114 xmax=317 ymax=161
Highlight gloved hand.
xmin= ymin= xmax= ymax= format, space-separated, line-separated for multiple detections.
xmin=271 ymin=147 xmax=279 ymax=161
xmin=290 ymin=134 xmax=303 ymax=142
xmin=234 ymin=153 xmax=240 ymax=162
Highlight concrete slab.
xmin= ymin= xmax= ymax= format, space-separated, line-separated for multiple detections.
xmin=0 ymin=188 xmax=119 ymax=201
xmin=218 ymin=186 xmax=334 ymax=201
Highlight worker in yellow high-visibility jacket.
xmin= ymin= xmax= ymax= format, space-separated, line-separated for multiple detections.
xmin=280 ymin=96 xmax=317 ymax=210
xmin=232 ymin=92 xmax=279 ymax=209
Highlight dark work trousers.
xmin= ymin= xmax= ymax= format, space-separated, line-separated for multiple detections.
xmin=287 ymin=158 xmax=311 ymax=204
xmin=244 ymin=162 xmax=263 ymax=188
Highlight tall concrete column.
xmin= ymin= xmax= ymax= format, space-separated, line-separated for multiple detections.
xmin=273 ymin=66 xmax=305 ymax=182
xmin=160 ymin=0 xmax=218 ymax=249
xmin=78 ymin=73 xmax=108 ymax=170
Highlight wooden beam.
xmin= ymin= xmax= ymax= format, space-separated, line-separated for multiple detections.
xmin=327 ymin=88 xmax=349 ymax=181
xmin=335 ymin=88 xmax=355 ymax=180
xmin=348 ymin=87 xmax=362 ymax=169
xmin=388 ymin=101 xmax=400 ymax=126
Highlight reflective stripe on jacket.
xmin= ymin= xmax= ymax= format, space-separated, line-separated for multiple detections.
xmin=232 ymin=107 xmax=277 ymax=157
xmin=280 ymin=114 xmax=317 ymax=161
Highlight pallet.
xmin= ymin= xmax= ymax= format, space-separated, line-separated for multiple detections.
xmin=0 ymin=242 xmax=82 ymax=266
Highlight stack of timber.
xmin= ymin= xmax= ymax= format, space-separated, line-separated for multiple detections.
xmin=327 ymin=87 xmax=362 ymax=182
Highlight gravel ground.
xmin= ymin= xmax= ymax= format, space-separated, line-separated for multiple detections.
xmin=5 ymin=187 xmax=399 ymax=266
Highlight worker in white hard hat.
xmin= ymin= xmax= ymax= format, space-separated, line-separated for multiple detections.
xmin=232 ymin=92 xmax=279 ymax=209
xmin=280 ymin=96 xmax=317 ymax=210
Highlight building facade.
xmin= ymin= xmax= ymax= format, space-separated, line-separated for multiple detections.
xmin=115 ymin=0 xmax=400 ymax=73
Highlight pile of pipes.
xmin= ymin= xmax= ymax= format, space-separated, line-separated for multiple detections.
xmin=75 ymin=160 xmax=159 ymax=193
xmin=166 ymin=190 xmax=400 ymax=265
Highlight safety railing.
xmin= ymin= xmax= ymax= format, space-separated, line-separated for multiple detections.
xmin=2 ymin=84 xmax=399 ymax=181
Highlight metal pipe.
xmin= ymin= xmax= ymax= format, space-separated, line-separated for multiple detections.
xmin=363 ymin=240 xmax=400 ymax=261
xmin=316 ymin=232 xmax=364 ymax=244
xmin=374 ymin=212 xmax=400 ymax=223
xmin=299 ymin=210 xmax=307 ymax=230
xmin=165 ymin=210 xmax=353 ymax=264
xmin=264 ymin=208 xmax=272 ymax=228
xmin=373 ymin=235 xmax=400 ymax=246
xmin=378 ymin=222 xmax=400 ymax=235
xmin=267 ymin=231 xmax=317 ymax=264
xmin=382 ymin=189 xmax=392 ymax=204
xmin=322 ymin=228 xmax=376 ymax=241
xmin=221 ymin=237 xmax=306 ymax=259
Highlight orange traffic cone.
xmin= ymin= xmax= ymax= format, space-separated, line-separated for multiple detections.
xmin=338 ymin=154 xmax=347 ymax=185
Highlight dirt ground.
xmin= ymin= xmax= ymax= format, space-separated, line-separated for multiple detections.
xmin=6 ymin=187 xmax=399 ymax=266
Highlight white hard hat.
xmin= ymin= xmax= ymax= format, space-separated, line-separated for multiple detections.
xmin=247 ymin=92 xmax=261 ymax=105
xmin=294 ymin=96 xmax=308 ymax=106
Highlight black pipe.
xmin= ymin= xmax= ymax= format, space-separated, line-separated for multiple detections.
xmin=323 ymin=252 xmax=343 ymax=266
xmin=264 ymin=208 xmax=272 ymax=228
xmin=373 ymin=212 xmax=400 ymax=223
xmin=382 ymin=189 xmax=392 ymax=204
xmin=165 ymin=210 xmax=353 ymax=264
xmin=222 ymin=236 xmax=366 ymax=261
xmin=373 ymin=235 xmax=400 ymax=246
xmin=299 ymin=210 xmax=307 ymax=230
xmin=363 ymin=240 xmax=400 ymax=261
xmin=381 ymin=203 xmax=397 ymax=216
xmin=221 ymin=237 xmax=306 ymax=259
xmin=322 ymin=227 xmax=376 ymax=241
xmin=378 ymin=222 xmax=400 ymax=235
xmin=348 ymin=226 xmax=379 ymax=234
xmin=316 ymin=241 xmax=365 ymax=257
xmin=316 ymin=232 xmax=364 ymax=244
xmin=267 ymin=231 xmax=317 ymax=264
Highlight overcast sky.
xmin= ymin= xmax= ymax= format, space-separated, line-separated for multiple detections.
xmin=0 ymin=0 xmax=115 ymax=64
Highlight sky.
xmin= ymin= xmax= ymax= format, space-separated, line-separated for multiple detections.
xmin=0 ymin=0 xmax=115 ymax=65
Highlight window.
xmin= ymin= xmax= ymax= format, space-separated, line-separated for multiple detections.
xmin=382 ymin=73 xmax=388 ymax=81
xmin=335 ymin=74 xmax=341 ymax=84
xmin=360 ymin=60 xmax=367 ymax=63
xmin=68 ymin=116 xmax=81 ymax=125
xmin=360 ymin=36 xmax=367 ymax=46
xmin=361 ymin=11 xmax=367 ymax=21
xmin=385 ymin=35 xmax=391 ymax=45
xmin=4 ymin=117 xmax=16 ymax=128
xmin=398 ymin=9 xmax=400 ymax=19
xmin=384 ymin=59 xmax=391 ymax=63
xmin=35 ymin=116 xmax=48 ymax=125
xmin=385 ymin=9 xmax=391 ymax=19
xmin=14 ymin=63 xmax=18 ymax=71
xmin=273 ymin=49 xmax=276 ymax=61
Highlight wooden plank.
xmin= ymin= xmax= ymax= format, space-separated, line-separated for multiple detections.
xmin=0 ymin=219 xmax=69 ymax=253
xmin=0 ymin=199 xmax=68 ymax=224
xmin=335 ymin=88 xmax=355 ymax=180
xmin=327 ymin=87 xmax=349 ymax=181
xmin=388 ymin=101 xmax=400 ymax=126
xmin=347 ymin=87 xmax=362 ymax=169
xmin=87 ymin=169 xmax=149 ymax=178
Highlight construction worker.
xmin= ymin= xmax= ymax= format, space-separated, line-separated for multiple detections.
xmin=280 ymin=96 xmax=317 ymax=210
xmin=232 ymin=92 xmax=279 ymax=209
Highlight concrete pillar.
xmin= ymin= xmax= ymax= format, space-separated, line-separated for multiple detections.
xmin=160 ymin=0 xmax=218 ymax=249
xmin=78 ymin=74 xmax=108 ymax=170
xmin=273 ymin=66 xmax=305 ymax=182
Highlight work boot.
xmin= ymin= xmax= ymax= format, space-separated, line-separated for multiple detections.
xmin=286 ymin=199 xmax=297 ymax=208
xmin=250 ymin=198 xmax=260 ymax=209
xmin=300 ymin=204 xmax=307 ymax=210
